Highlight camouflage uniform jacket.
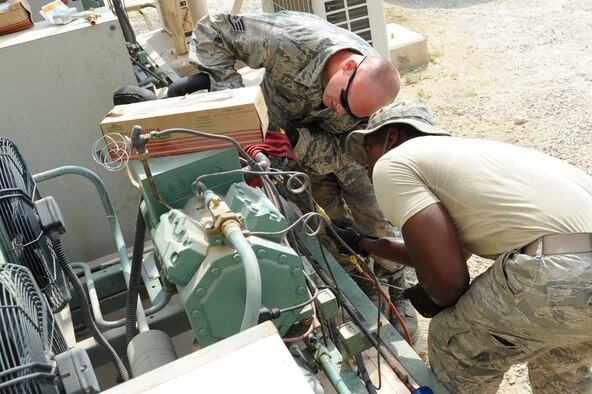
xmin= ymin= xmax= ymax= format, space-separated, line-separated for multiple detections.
xmin=189 ymin=11 xmax=379 ymax=174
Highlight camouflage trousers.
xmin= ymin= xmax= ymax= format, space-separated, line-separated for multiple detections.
xmin=429 ymin=248 xmax=592 ymax=393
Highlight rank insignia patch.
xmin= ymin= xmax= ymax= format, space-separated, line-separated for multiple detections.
xmin=228 ymin=15 xmax=245 ymax=32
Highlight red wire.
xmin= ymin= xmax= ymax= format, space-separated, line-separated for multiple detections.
xmin=360 ymin=271 xmax=414 ymax=347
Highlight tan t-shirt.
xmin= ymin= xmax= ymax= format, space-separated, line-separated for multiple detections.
xmin=373 ymin=136 xmax=592 ymax=259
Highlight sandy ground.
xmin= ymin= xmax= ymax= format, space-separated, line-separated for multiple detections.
xmin=126 ymin=1 xmax=592 ymax=392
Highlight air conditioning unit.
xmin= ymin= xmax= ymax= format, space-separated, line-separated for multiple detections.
xmin=261 ymin=0 xmax=391 ymax=61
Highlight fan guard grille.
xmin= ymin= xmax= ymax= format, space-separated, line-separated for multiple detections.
xmin=0 ymin=264 xmax=67 ymax=393
xmin=0 ymin=138 xmax=71 ymax=313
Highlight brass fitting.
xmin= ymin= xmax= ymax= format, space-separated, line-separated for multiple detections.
xmin=204 ymin=196 xmax=242 ymax=236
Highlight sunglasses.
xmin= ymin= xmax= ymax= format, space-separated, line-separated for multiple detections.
xmin=339 ymin=55 xmax=368 ymax=120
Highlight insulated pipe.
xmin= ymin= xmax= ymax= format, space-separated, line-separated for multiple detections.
xmin=33 ymin=167 xmax=130 ymax=279
xmin=33 ymin=166 xmax=148 ymax=330
xmin=224 ymin=222 xmax=262 ymax=331
xmin=49 ymin=231 xmax=130 ymax=381
xmin=202 ymin=189 xmax=262 ymax=331
xmin=71 ymin=262 xmax=171 ymax=330
xmin=316 ymin=348 xmax=351 ymax=394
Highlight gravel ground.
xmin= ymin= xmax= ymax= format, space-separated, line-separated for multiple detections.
xmin=125 ymin=1 xmax=592 ymax=392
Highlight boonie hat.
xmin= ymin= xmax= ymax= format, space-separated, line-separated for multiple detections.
xmin=346 ymin=100 xmax=449 ymax=164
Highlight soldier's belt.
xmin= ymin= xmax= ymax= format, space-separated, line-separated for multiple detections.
xmin=521 ymin=233 xmax=592 ymax=256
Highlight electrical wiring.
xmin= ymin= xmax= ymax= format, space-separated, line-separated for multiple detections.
xmin=279 ymin=271 xmax=319 ymax=313
xmin=324 ymin=222 xmax=413 ymax=347
xmin=255 ymin=166 xmax=351 ymax=350
xmin=133 ymin=128 xmax=409 ymax=345
xmin=317 ymin=285 xmax=419 ymax=393
xmin=282 ymin=288 xmax=318 ymax=344
xmin=359 ymin=270 xmax=413 ymax=347
xmin=245 ymin=211 xmax=323 ymax=238
xmin=240 ymin=160 xmax=400 ymax=387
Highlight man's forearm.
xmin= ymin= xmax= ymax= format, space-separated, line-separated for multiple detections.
xmin=359 ymin=237 xmax=415 ymax=267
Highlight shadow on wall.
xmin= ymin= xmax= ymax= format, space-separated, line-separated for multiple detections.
xmin=384 ymin=0 xmax=495 ymax=9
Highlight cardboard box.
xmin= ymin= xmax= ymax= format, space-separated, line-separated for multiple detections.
xmin=100 ymin=86 xmax=269 ymax=160
xmin=0 ymin=0 xmax=33 ymax=36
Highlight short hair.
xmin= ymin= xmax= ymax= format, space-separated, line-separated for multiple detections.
xmin=363 ymin=57 xmax=401 ymax=104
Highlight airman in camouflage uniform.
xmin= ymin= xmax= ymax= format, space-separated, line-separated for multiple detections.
xmin=188 ymin=11 xmax=417 ymax=339
xmin=341 ymin=100 xmax=592 ymax=393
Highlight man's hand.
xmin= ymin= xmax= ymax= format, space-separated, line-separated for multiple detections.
xmin=402 ymin=284 xmax=446 ymax=318
xmin=278 ymin=120 xmax=299 ymax=147
xmin=328 ymin=217 xmax=372 ymax=256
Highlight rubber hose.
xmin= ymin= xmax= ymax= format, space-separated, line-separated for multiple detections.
xmin=166 ymin=73 xmax=211 ymax=97
xmin=111 ymin=0 xmax=136 ymax=44
xmin=49 ymin=231 xmax=130 ymax=381
xmin=126 ymin=200 xmax=146 ymax=345
xmin=355 ymin=354 xmax=378 ymax=394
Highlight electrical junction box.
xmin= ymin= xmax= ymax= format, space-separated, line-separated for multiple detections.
xmin=316 ymin=288 xmax=338 ymax=320
xmin=338 ymin=321 xmax=371 ymax=358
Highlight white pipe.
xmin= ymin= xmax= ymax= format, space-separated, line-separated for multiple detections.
xmin=71 ymin=262 xmax=171 ymax=330
xmin=224 ymin=222 xmax=262 ymax=331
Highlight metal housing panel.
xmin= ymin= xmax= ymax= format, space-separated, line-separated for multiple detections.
xmin=0 ymin=8 xmax=139 ymax=262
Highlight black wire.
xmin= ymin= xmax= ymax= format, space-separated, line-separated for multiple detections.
xmin=313 ymin=299 xmax=332 ymax=347
xmin=277 ymin=171 xmax=349 ymax=324
xmin=317 ymin=238 xmax=347 ymax=323
xmin=125 ymin=199 xmax=146 ymax=346
xmin=257 ymin=170 xmax=338 ymax=351
xmin=49 ymin=231 xmax=130 ymax=381
xmin=110 ymin=0 xmax=137 ymax=45
xmin=319 ymin=284 xmax=414 ymax=393
xmin=356 ymin=353 xmax=378 ymax=394
xmin=130 ymin=56 xmax=168 ymax=87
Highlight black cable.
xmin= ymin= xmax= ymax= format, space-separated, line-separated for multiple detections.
xmin=260 ymin=171 xmax=340 ymax=349
xmin=110 ymin=0 xmax=136 ymax=45
xmin=275 ymin=170 xmax=349 ymax=324
xmin=355 ymin=354 xmax=378 ymax=394
xmin=313 ymin=299 xmax=332 ymax=347
xmin=318 ymin=284 xmax=415 ymax=393
xmin=49 ymin=231 xmax=130 ymax=381
xmin=130 ymin=57 xmax=169 ymax=87
xmin=125 ymin=198 xmax=146 ymax=345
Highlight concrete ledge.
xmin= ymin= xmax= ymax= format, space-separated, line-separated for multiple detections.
xmin=387 ymin=23 xmax=428 ymax=72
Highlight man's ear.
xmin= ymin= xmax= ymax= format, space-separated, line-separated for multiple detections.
xmin=386 ymin=127 xmax=401 ymax=150
xmin=343 ymin=59 xmax=357 ymax=72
